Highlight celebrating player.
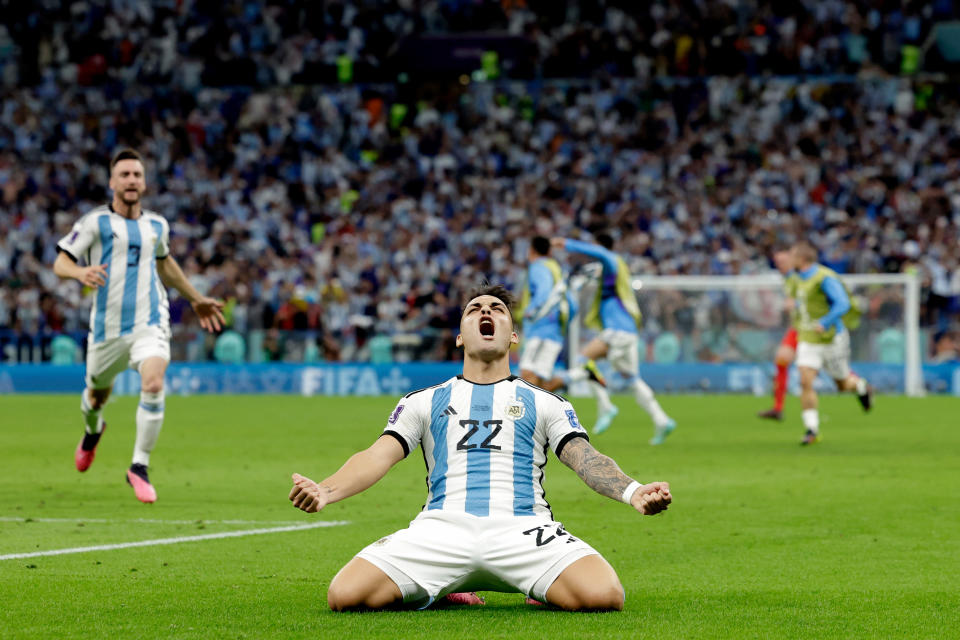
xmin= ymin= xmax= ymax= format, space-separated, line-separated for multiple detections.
xmin=757 ymin=249 xmax=799 ymax=421
xmin=289 ymin=283 xmax=672 ymax=611
xmin=550 ymin=234 xmax=676 ymax=444
xmin=52 ymin=148 xmax=225 ymax=502
xmin=514 ymin=236 xmax=575 ymax=391
xmin=790 ymin=242 xmax=873 ymax=445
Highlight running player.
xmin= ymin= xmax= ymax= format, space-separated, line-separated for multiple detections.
xmin=289 ymin=283 xmax=672 ymax=611
xmin=550 ymin=234 xmax=676 ymax=445
xmin=53 ymin=148 xmax=225 ymax=502
xmin=790 ymin=242 xmax=873 ymax=445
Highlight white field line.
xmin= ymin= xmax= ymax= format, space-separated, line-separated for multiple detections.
xmin=0 ymin=520 xmax=348 ymax=561
xmin=0 ymin=516 xmax=308 ymax=525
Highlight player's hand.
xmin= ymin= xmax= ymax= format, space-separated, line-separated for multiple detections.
xmin=813 ymin=322 xmax=825 ymax=334
xmin=289 ymin=473 xmax=330 ymax=513
xmin=550 ymin=237 xmax=566 ymax=250
xmin=630 ymin=481 xmax=672 ymax=516
xmin=79 ymin=264 xmax=108 ymax=288
xmin=191 ymin=297 xmax=226 ymax=333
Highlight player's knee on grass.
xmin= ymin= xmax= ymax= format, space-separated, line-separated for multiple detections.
xmin=546 ymin=555 xmax=624 ymax=611
xmin=327 ymin=559 xmax=403 ymax=611
xmin=547 ymin=580 xmax=624 ymax=612
xmin=327 ymin=581 xmax=402 ymax=611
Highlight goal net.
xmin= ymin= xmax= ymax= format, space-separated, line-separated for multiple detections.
xmin=567 ymin=273 xmax=923 ymax=397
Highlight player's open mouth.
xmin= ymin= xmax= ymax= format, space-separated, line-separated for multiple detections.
xmin=479 ymin=317 xmax=495 ymax=337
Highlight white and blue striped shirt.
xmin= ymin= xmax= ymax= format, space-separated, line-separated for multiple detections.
xmin=57 ymin=205 xmax=171 ymax=344
xmin=383 ymin=375 xmax=588 ymax=518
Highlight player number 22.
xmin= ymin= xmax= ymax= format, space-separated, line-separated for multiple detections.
xmin=457 ymin=419 xmax=502 ymax=451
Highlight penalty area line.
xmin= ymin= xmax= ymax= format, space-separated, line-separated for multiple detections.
xmin=0 ymin=520 xmax=349 ymax=561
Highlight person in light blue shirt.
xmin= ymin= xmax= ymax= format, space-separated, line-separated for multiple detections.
xmin=515 ymin=236 xmax=575 ymax=391
xmin=790 ymin=242 xmax=872 ymax=445
xmin=551 ymin=233 xmax=676 ymax=445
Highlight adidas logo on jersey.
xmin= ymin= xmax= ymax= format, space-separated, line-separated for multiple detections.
xmin=443 ymin=406 xmax=457 ymax=416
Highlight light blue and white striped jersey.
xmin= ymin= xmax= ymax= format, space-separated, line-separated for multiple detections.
xmin=57 ymin=205 xmax=171 ymax=344
xmin=383 ymin=375 xmax=589 ymax=518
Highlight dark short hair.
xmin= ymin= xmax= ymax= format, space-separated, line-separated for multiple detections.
xmin=110 ymin=148 xmax=144 ymax=171
xmin=596 ymin=233 xmax=615 ymax=250
xmin=463 ymin=282 xmax=515 ymax=319
xmin=531 ymin=236 xmax=550 ymax=256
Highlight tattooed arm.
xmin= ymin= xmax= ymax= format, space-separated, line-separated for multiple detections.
xmin=558 ymin=437 xmax=672 ymax=515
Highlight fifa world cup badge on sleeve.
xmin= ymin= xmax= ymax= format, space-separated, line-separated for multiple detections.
xmin=388 ymin=405 xmax=404 ymax=424
xmin=565 ymin=410 xmax=582 ymax=430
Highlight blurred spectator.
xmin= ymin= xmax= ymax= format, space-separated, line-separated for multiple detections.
xmin=2 ymin=3 xmax=960 ymax=363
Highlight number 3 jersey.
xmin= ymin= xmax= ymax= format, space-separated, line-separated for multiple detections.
xmin=383 ymin=375 xmax=589 ymax=519
xmin=57 ymin=205 xmax=171 ymax=344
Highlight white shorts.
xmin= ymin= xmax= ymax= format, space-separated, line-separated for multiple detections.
xmin=86 ymin=326 xmax=171 ymax=389
xmin=599 ymin=329 xmax=640 ymax=377
xmin=356 ymin=511 xmax=599 ymax=608
xmin=518 ymin=338 xmax=563 ymax=379
xmin=796 ymin=330 xmax=851 ymax=380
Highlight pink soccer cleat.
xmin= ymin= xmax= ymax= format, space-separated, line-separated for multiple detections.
xmin=525 ymin=597 xmax=546 ymax=606
xmin=440 ymin=592 xmax=485 ymax=606
xmin=75 ymin=424 xmax=106 ymax=472
xmin=126 ymin=464 xmax=157 ymax=503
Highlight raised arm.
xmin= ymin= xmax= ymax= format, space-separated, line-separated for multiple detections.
xmin=289 ymin=435 xmax=406 ymax=513
xmin=558 ymin=436 xmax=671 ymax=515
xmin=552 ymin=237 xmax=619 ymax=273
xmin=156 ymin=255 xmax=225 ymax=332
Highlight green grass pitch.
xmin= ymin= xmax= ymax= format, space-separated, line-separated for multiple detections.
xmin=1 ymin=393 xmax=958 ymax=639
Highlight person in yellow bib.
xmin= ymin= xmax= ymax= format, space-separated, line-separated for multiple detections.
xmin=551 ymin=234 xmax=675 ymax=445
xmin=790 ymin=242 xmax=873 ymax=445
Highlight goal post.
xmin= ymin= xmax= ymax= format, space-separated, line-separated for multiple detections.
xmin=568 ymin=272 xmax=924 ymax=397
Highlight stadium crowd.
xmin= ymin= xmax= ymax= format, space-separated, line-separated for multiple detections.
xmin=1 ymin=2 xmax=959 ymax=363
xmin=0 ymin=0 xmax=954 ymax=87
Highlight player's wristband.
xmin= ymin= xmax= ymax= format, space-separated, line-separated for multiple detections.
xmin=621 ymin=481 xmax=642 ymax=505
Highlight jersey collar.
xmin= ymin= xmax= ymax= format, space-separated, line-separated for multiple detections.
xmin=457 ymin=374 xmax=518 ymax=386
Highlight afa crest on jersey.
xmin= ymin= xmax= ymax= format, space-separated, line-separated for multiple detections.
xmin=505 ymin=402 xmax=525 ymax=420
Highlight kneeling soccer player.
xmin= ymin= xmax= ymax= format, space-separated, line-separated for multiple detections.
xmin=289 ymin=283 xmax=672 ymax=611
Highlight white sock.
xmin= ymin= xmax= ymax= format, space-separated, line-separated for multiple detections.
xmin=632 ymin=378 xmax=670 ymax=427
xmin=567 ymin=367 xmax=588 ymax=383
xmin=80 ymin=389 xmax=104 ymax=434
xmin=854 ymin=376 xmax=868 ymax=395
xmin=133 ymin=389 xmax=165 ymax=467
xmin=589 ymin=380 xmax=615 ymax=415
xmin=801 ymin=408 xmax=819 ymax=434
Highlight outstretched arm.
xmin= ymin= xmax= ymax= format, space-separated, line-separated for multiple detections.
xmin=558 ymin=436 xmax=671 ymax=515
xmin=551 ymin=237 xmax=619 ymax=273
xmin=289 ymin=435 xmax=406 ymax=513
xmin=156 ymin=255 xmax=225 ymax=332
